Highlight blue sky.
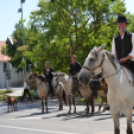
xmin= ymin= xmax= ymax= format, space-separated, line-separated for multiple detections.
xmin=0 ymin=0 xmax=134 ymax=41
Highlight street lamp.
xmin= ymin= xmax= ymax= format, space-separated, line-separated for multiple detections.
xmin=18 ymin=0 xmax=27 ymax=78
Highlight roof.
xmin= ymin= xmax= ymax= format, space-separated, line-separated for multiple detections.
xmin=0 ymin=41 xmax=10 ymax=62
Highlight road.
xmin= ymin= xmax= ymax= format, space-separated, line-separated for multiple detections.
xmin=0 ymin=98 xmax=133 ymax=134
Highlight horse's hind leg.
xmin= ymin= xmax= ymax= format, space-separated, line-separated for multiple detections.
xmin=41 ymin=98 xmax=44 ymax=113
xmin=112 ymin=114 xmax=120 ymax=134
xmin=68 ymin=96 xmax=71 ymax=114
xmin=45 ymin=97 xmax=48 ymax=113
xmin=73 ymin=97 xmax=76 ymax=113
xmin=126 ymin=111 xmax=133 ymax=134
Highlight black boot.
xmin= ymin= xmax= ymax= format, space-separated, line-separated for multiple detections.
xmin=105 ymin=105 xmax=110 ymax=110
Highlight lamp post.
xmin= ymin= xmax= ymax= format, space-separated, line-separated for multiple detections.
xmin=18 ymin=0 xmax=27 ymax=78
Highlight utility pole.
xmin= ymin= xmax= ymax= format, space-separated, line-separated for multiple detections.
xmin=4 ymin=49 xmax=8 ymax=90
xmin=19 ymin=0 xmax=27 ymax=78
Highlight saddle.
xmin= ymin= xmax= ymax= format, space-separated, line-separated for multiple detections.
xmin=37 ymin=75 xmax=49 ymax=86
xmin=121 ymin=59 xmax=134 ymax=86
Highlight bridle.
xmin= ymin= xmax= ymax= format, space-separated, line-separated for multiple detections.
xmin=82 ymin=51 xmax=122 ymax=80
xmin=82 ymin=52 xmax=105 ymax=77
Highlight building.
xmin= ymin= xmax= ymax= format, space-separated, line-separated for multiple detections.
xmin=0 ymin=41 xmax=24 ymax=89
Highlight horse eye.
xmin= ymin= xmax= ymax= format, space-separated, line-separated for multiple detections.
xmin=90 ymin=58 xmax=95 ymax=62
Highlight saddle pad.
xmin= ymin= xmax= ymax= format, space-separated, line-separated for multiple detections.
xmin=122 ymin=66 xmax=134 ymax=86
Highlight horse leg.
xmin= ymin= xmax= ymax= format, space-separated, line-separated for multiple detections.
xmin=112 ymin=114 xmax=120 ymax=134
xmin=68 ymin=96 xmax=71 ymax=114
xmin=7 ymin=104 xmax=9 ymax=113
xmin=73 ymin=97 xmax=76 ymax=113
xmin=58 ymin=96 xmax=63 ymax=110
xmin=99 ymin=99 xmax=103 ymax=111
xmin=16 ymin=102 xmax=18 ymax=111
xmin=91 ymin=99 xmax=94 ymax=114
xmin=11 ymin=104 xmax=13 ymax=112
xmin=45 ymin=97 xmax=48 ymax=113
xmin=86 ymin=101 xmax=89 ymax=114
xmin=126 ymin=112 xmax=133 ymax=134
xmin=41 ymin=98 xmax=44 ymax=113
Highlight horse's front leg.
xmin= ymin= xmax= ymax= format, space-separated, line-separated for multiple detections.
xmin=98 ymin=99 xmax=103 ymax=111
xmin=7 ymin=104 xmax=9 ymax=113
xmin=45 ymin=97 xmax=48 ymax=113
xmin=86 ymin=101 xmax=89 ymax=114
xmin=11 ymin=104 xmax=13 ymax=112
xmin=90 ymin=99 xmax=94 ymax=114
xmin=72 ymin=96 xmax=76 ymax=113
xmin=126 ymin=111 xmax=133 ymax=134
xmin=112 ymin=113 xmax=120 ymax=134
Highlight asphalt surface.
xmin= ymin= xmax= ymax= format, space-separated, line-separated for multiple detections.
xmin=0 ymin=98 xmax=134 ymax=134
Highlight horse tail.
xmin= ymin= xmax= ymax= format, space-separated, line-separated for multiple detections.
xmin=63 ymin=90 xmax=68 ymax=106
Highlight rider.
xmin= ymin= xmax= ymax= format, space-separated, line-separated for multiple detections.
xmin=69 ymin=54 xmax=82 ymax=76
xmin=112 ymin=14 xmax=134 ymax=72
xmin=69 ymin=54 xmax=82 ymax=95
xmin=43 ymin=61 xmax=55 ymax=97
xmin=105 ymin=14 xmax=134 ymax=110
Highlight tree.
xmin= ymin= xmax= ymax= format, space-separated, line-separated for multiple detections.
xmin=23 ymin=0 xmax=126 ymax=73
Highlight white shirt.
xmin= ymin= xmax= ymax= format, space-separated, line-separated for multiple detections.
xmin=112 ymin=33 xmax=134 ymax=58
xmin=24 ymin=82 xmax=30 ymax=89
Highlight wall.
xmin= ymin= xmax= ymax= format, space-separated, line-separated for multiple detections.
xmin=0 ymin=61 xmax=24 ymax=88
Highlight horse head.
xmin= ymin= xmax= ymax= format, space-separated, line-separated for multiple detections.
xmin=78 ymin=45 xmax=105 ymax=85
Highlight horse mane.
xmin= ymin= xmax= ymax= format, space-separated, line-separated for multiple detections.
xmin=37 ymin=75 xmax=46 ymax=82
xmin=104 ymin=50 xmax=117 ymax=70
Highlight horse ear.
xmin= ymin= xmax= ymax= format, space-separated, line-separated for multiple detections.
xmin=96 ymin=44 xmax=105 ymax=52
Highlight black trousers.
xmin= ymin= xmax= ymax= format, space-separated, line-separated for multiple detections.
xmin=21 ymin=89 xmax=32 ymax=101
xmin=90 ymin=81 xmax=101 ymax=98
xmin=47 ymin=79 xmax=54 ymax=96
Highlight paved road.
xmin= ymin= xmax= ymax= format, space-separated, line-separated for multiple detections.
xmin=0 ymin=99 xmax=133 ymax=134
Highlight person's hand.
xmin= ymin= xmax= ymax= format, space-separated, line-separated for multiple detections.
xmin=120 ymin=58 xmax=127 ymax=64
xmin=46 ymin=69 xmax=50 ymax=71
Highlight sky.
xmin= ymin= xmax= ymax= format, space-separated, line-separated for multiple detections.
xmin=0 ymin=0 xmax=134 ymax=41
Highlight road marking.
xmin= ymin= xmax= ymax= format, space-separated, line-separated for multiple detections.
xmin=0 ymin=125 xmax=79 ymax=134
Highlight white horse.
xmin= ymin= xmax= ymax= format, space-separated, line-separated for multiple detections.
xmin=78 ymin=45 xmax=134 ymax=134
xmin=52 ymin=72 xmax=77 ymax=114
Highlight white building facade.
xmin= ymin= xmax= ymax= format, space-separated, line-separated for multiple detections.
xmin=0 ymin=41 xmax=24 ymax=89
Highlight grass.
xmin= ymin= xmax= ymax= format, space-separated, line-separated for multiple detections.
xmin=0 ymin=90 xmax=13 ymax=95
xmin=77 ymin=96 xmax=102 ymax=104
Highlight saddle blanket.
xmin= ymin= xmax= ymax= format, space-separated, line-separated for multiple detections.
xmin=122 ymin=66 xmax=134 ymax=86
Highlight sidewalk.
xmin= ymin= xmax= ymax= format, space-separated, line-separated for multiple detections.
xmin=0 ymin=87 xmax=24 ymax=96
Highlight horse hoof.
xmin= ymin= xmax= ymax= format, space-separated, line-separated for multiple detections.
xmin=68 ymin=111 xmax=71 ymax=114
xmin=74 ymin=111 xmax=76 ymax=114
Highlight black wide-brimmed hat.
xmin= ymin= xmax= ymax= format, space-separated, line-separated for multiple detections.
xmin=116 ymin=14 xmax=129 ymax=24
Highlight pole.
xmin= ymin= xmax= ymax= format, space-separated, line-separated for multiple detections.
xmin=20 ymin=0 xmax=27 ymax=78
xmin=5 ymin=49 xmax=8 ymax=90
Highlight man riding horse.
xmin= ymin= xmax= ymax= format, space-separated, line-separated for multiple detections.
xmin=69 ymin=55 xmax=82 ymax=94
xmin=105 ymin=14 xmax=134 ymax=110
xmin=43 ymin=61 xmax=55 ymax=97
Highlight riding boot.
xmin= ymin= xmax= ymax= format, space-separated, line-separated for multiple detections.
xmin=105 ymin=105 xmax=110 ymax=110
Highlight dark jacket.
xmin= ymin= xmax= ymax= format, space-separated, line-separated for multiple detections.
xmin=114 ymin=31 xmax=133 ymax=60
xmin=43 ymin=67 xmax=54 ymax=80
xmin=114 ymin=31 xmax=134 ymax=72
xmin=69 ymin=62 xmax=82 ymax=76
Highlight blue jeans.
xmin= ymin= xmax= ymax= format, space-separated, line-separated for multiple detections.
xmin=33 ymin=89 xmax=38 ymax=96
